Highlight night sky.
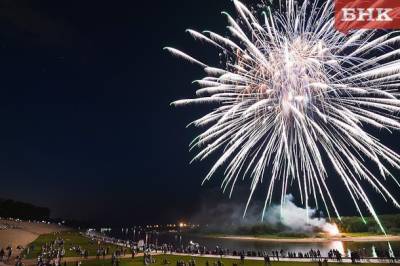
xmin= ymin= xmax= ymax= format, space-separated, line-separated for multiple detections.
xmin=0 ymin=0 xmax=399 ymax=226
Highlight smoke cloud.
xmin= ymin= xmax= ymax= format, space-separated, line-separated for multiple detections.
xmin=192 ymin=193 xmax=338 ymax=235
xmin=264 ymin=194 xmax=337 ymax=234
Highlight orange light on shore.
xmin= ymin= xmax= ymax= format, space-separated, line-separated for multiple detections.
xmin=179 ymin=222 xmax=186 ymax=228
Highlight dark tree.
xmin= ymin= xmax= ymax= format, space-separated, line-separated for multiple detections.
xmin=0 ymin=198 xmax=50 ymax=220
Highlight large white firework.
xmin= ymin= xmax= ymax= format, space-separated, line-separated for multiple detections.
xmin=165 ymin=0 xmax=400 ymax=233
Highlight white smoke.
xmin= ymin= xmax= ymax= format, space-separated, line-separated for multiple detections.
xmin=264 ymin=194 xmax=338 ymax=234
xmin=192 ymin=190 xmax=339 ymax=235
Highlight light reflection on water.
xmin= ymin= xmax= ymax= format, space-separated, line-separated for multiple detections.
xmin=108 ymin=230 xmax=400 ymax=257
xmin=174 ymin=235 xmax=347 ymax=254
xmin=330 ymin=241 xmax=344 ymax=254
xmin=152 ymin=233 xmax=399 ymax=257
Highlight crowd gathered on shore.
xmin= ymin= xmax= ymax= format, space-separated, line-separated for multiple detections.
xmin=1 ymin=232 xmax=399 ymax=266
xmin=157 ymin=243 xmax=398 ymax=264
xmin=87 ymin=233 xmax=400 ymax=264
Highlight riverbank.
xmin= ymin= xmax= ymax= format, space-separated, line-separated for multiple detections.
xmin=4 ymin=230 xmax=398 ymax=265
xmin=17 ymin=253 xmax=400 ymax=266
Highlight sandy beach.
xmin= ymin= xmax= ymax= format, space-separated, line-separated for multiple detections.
xmin=0 ymin=219 xmax=66 ymax=260
xmin=214 ymin=234 xmax=400 ymax=243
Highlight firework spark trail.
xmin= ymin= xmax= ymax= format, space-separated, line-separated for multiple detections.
xmin=165 ymin=0 xmax=400 ymax=234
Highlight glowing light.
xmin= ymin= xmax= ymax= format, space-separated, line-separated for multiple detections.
xmin=324 ymin=223 xmax=340 ymax=236
xmin=166 ymin=0 xmax=400 ymax=233
xmin=330 ymin=241 xmax=345 ymax=255
xmin=179 ymin=222 xmax=186 ymax=228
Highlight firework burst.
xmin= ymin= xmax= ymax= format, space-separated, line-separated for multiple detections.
xmin=165 ymin=0 xmax=400 ymax=233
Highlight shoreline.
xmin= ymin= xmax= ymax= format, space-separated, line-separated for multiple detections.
xmin=211 ymin=234 xmax=400 ymax=243
xmin=18 ymin=252 xmax=399 ymax=265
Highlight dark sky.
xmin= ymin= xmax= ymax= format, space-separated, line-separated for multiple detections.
xmin=0 ymin=0 xmax=399 ymax=226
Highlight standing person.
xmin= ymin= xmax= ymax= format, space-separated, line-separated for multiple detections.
xmin=112 ymin=254 xmax=116 ymax=266
xmin=264 ymin=254 xmax=271 ymax=266
xmin=15 ymin=256 xmax=21 ymax=266
xmin=0 ymin=248 xmax=4 ymax=262
xmin=7 ymin=247 xmax=12 ymax=262
xmin=240 ymin=253 xmax=245 ymax=265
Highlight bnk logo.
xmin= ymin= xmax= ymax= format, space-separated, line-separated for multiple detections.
xmin=341 ymin=8 xmax=393 ymax=21
xmin=335 ymin=0 xmax=400 ymax=33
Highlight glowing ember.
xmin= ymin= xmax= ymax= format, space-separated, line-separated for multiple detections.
xmin=323 ymin=223 xmax=340 ymax=236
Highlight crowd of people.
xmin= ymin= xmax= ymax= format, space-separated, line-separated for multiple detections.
xmin=1 ymin=231 xmax=399 ymax=266
xmin=0 ymin=221 xmax=20 ymax=231
xmin=95 ymin=247 xmax=109 ymax=260
xmin=34 ymin=237 xmax=66 ymax=266
xmin=176 ymin=257 xmax=197 ymax=266
xmin=29 ymin=235 xmax=116 ymax=266
xmin=85 ymin=231 xmax=400 ymax=264
xmin=0 ymin=246 xmax=13 ymax=263
xmin=157 ymin=242 xmax=398 ymax=264
xmin=26 ymin=233 xmax=137 ymax=266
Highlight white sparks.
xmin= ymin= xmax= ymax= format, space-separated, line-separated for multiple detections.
xmin=166 ymin=0 xmax=400 ymax=233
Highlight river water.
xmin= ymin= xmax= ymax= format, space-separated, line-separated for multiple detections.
xmin=104 ymin=229 xmax=400 ymax=257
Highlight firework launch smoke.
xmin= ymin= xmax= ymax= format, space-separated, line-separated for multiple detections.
xmin=265 ymin=194 xmax=339 ymax=234
xmin=192 ymin=194 xmax=338 ymax=235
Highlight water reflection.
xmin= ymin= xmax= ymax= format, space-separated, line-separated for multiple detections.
xmin=158 ymin=233 xmax=400 ymax=257
xmin=107 ymin=230 xmax=399 ymax=257
xmin=372 ymin=245 xmax=377 ymax=258
xmin=330 ymin=241 xmax=344 ymax=255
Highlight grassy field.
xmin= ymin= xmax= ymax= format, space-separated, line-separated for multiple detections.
xmin=62 ymin=255 xmax=394 ymax=266
xmin=24 ymin=231 xmax=122 ymax=259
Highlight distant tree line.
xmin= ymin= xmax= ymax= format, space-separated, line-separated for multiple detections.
xmin=190 ymin=221 xmax=311 ymax=238
xmin=334 ymin=214 xmax=400 ymax=234
xmin=0 ymin=198 xmax=50 ymax=220
xmin=190 ymin=214 xmax=400 ymax=236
